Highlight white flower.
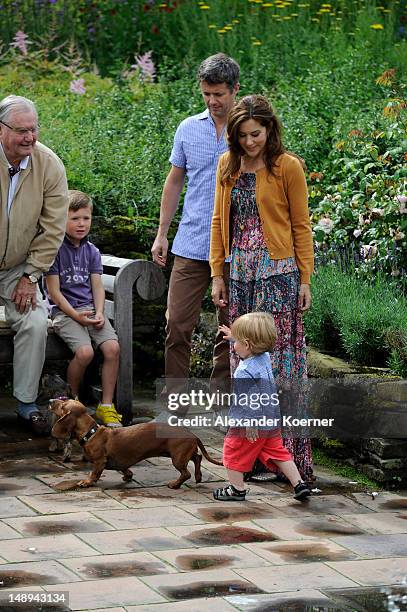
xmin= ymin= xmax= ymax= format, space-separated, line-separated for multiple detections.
xmin=371 ymin=208 xmax=384 ymax=218
xmin=318 ymin=217 xmax=334 ymax=234
xmin=394 ymin=230 xmax=405 ymax=241
xmin=396 ymin=195 xmax=407 ymax=214
xmin=360 ymin=244 xmax=377 ymax=259
xmin=353 ymin=229 xmax=362 ymax=238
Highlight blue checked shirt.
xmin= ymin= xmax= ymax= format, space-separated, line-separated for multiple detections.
xmin=170 ymin=109 xmax=228 ymax=261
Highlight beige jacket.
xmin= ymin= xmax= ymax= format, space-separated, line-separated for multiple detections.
xmin=210 ymin=152 xmax=314 ymax=284
xmin=0 ymin=141 xmax=69 ymax=276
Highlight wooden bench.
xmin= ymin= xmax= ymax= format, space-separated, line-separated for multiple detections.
xmin=0 ymin=256 xmax=166 ymax=423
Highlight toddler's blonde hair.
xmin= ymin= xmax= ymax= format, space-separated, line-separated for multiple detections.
xmin=231 ymin=312 xmax=277 ymax=354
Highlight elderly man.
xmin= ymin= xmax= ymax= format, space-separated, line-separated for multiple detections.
xmin=151 ymin=54 xmax=240 ymax=398
xmin=0 ymin=95 xmax=68 ymax=433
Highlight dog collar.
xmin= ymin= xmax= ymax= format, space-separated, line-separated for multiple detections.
xmin=79 ymin=424 xmax=99 ymax=446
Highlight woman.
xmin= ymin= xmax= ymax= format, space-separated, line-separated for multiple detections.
xmin=210 ymin=95 xmax=314 ymax=483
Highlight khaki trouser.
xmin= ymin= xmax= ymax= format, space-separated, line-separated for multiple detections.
xmin=0 ymin=264 xmax=48 ymax=402
xmin=165 ymin=256 xmax=230 ymax=386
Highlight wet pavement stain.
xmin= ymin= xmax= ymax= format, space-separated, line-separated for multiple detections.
xmin=0 ymin=570 xmax=55 ymax=588
xmin=161 ymin=580 xmax=263 ymax=600
xmin=25 ymin=521 xmax=86 ymax=536
xmin=0 ymin=460 xmax=64 ymax=477
xmin=248 ymin=597 xmax=346 ymax=611
xmin=327 ymin=586 xmax=407 ymax=612
xmin=185 ymin=526 xmax=279 ymax=545
xmin=296 ymin=520 xmax=363 ymax=537
xmin=53 ymin=479 xmax=82 ymax=491
xmin=196 ymin=504 xmax=274 ymax=523
xmin=381 ymin=499 xmax=407 ymax=511
xmin=175 ymin=554 xmax=233 ymax=570
xmin=264 ymin=542 xmax=353 ymax=562
xmin=0 ymin=482 xmax=24 ymax=495
xmin=82 ymin=560 xmax=166 ymax=578
xmin=114 ymin=489 xmax=173 ymax=500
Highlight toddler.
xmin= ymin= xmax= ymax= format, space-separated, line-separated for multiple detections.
xmin=213 ymin=312 xmax=311 ymax=501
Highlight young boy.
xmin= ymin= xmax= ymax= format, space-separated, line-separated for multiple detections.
xmin=213 ymin=312 xmax=311 ymax=502
xmin=46 ymin=190 xmax=122 ymax=427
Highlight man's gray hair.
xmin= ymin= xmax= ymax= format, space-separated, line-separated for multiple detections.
xmin=197 ymin=53 xmax=240 ymax=91
xmin=0 ymin=95 xmax=37 ymax=123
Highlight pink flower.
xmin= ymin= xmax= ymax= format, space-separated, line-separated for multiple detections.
xmin=10 ymin=30 xmax=31 ymax=56
xmin=69 ymin=78 xmax=86 ymax=95
xmin=133 ymin=50 xmax=156 ymax=82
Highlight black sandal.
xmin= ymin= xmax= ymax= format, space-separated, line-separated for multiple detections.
xmin=213 ymin=484 xmax=247 ymax=502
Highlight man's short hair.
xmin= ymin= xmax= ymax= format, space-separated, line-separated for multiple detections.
xmin=0 ymin=95 xmax=37 ymax=123
xmin=68 ymin=190 xmax=93 ymax=212
xmin=197 ymin=53 xmax=240 ymax=91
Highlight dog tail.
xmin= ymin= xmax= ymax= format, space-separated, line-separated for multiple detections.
xmin=197 ymin=439 xmax=223 ymax=466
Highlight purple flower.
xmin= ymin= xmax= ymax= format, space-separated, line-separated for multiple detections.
xmin=133 ymin=50 xmax=155 ymax=82
xmin=10 ymin=30 xmax=31 ymax=56
xmin=69 ymin=78 xmax=86 ymax=94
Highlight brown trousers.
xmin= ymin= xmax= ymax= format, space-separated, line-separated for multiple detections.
xmin=165 ymin=256 xmax=230 ymax=384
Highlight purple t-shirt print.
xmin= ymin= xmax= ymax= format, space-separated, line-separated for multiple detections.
xmin=46 ymin=235 xmax=103 ymax=313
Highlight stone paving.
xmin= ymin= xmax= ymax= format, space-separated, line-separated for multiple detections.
xmin=0 ymin=399 xmax=406 ymax=611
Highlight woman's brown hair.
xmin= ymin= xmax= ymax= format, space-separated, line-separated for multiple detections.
xmin=221 ymin=94 xmax=285 ymax=185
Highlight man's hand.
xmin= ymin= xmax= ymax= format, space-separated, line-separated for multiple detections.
xmin=246 ymin=426 xmax=259 ymax=443
xmin=11 ymin=277 xmax=38 ymax=314
xmin=151 ymin=235 xmax=168 ymax=267
xmin=298 ymin=283 xmax=311 ymax=311
xmin=212 ymin=276 xmax=228 ymax=308
xmin=75 ymin=310 xmax=99 ymax=327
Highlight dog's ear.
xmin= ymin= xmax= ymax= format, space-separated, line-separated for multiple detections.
xmin=51 ymin=412 xmax=76 ymax=439
xmin=65 ymin=400 xmax=87 ymax=416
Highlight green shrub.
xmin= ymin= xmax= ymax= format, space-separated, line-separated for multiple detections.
xmin=305 ymin=266 xmax=407 ymax=376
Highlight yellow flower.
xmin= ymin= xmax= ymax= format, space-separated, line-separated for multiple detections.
xmin=376 ymin=68 xmax=396 ymax=86
xmin=200 ymin=4 xmax=210 ymax=9
xmin=283 ymin=15 xmax=292 ymax=19
xmin=208 ymin=24 xmax=216 ymax=28
xmin=217 ymin=28 xmax=226 ymax=33
xmin=319 ymin=8 xmax=331 ymax=13
xmin=370 ymin=23 xmax=384 ymax=29
xmin=224 ymin=25 xmax=233 ymax=29
xmin=232 ymin=19 xmax=240 ymax=23
xmin=252 ymin=40 xmax=262 ymax=45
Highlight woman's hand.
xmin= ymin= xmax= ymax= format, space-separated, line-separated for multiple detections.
xmin=212 ymin=276 xmax=228 ymax=308
xmin=298 ymin=283 xmax=311 ymax=311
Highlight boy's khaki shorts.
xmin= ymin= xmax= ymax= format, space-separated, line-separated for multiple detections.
xmin=52 ymin=308 xmax=118 ymax=354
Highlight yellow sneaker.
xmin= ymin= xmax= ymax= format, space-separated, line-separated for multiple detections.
xmin=95 ymin=403 xmax=123 ymax=427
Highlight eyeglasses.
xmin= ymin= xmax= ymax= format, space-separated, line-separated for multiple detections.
xmin=0 ymin=120 xmax=40 ymax=135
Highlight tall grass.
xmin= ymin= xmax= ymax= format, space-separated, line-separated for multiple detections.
xmin=305 ymin=266 xmax=407 ymax=376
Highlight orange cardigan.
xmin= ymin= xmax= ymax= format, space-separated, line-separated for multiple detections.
xmin=210 ymin=152 xmax=314 ymax=284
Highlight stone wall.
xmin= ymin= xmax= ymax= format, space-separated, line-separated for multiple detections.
xmin=308 ymin=347 xmax=407 ymax=486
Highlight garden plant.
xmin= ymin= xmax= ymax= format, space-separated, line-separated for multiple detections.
xmin=0 ymin=0 xmax=405 ymax=375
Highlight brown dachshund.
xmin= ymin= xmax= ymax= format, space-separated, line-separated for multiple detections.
xmin=50 ymin=399 xmax=223 ymax=488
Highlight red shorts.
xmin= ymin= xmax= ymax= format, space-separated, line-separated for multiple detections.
xmin=223 ymin=429 xmax=293 ymax=472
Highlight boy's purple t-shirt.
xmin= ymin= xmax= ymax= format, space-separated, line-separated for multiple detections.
xmin=46 ymin=235 xmax=103 ymax=312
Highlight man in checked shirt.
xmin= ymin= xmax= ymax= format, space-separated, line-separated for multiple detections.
xmin=151 ymin=54 xmax=240 ymax=403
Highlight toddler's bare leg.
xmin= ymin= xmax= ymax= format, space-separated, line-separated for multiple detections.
xmin=273 ymin=459 xmax=302 ymax=486
xmin=226 ymin=468 xmax=246 ymax=490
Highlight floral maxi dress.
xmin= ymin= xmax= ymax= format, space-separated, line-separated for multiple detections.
xmin=228 ymin=172 xmax=313 ymax=482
